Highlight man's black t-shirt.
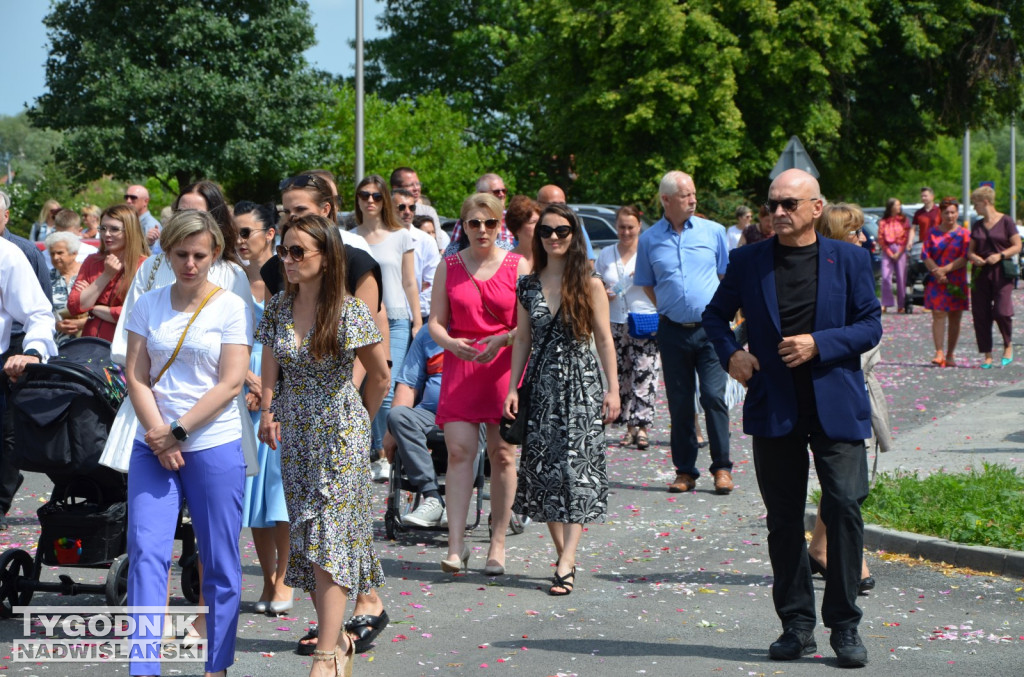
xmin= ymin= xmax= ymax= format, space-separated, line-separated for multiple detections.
xmin=773 ymin=239 xmax=818 ymax=411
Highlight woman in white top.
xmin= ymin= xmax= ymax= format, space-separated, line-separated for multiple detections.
xmin=352 ymin=174 xmax=421 ymax=465
xmin=124 ymin=210 xmax=252 ymax=677
xmin=594 ymin=206 xmax=661 ymax=449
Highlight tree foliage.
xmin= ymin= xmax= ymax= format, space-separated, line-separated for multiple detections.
xmin=366 ymin=0 xmax=1024 ymax=220
xmin=0 ymin=112 xmax=64 ymax=190
xmin=299 ymin=84 xmax=507 ymax=217
xmin=32 ymin=0 xmax=329 ymax=201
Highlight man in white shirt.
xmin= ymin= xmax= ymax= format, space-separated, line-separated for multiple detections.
xmin=393 ymin=189 xmax=440 ymax=322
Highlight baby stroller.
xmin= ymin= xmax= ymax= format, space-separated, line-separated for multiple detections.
xmin=0 ymin=337 xmax=198 ymax=617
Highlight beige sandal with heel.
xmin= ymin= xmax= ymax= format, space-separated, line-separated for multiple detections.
xmin=311 ymin=637 xmax=354 ymax=677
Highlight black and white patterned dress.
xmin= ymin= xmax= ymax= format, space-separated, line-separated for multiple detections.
xmin=512 ymin=274 xmax=608 ymax=524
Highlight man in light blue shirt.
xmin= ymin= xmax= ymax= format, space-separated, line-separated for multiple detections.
xmin=634 ymin=170 xmax=733 ymax=495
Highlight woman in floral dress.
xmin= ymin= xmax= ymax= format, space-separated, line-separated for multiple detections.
xmin=505 ymin=204 xmax=620 ymax=596
xmin=923 ymin=197 xmax=970 ymax=367
xmin=257 ymin=215 xmax=390 ymax=677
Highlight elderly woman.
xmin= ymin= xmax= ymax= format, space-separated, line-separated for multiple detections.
xmin=595 ymin=205 xmax=660 ymax=449
xmin=506 ymin=195 xmax=541 ymax=271
xmin=67 ymin=204 xmax=149 ymax=342
xmin=429 ymin=193 xmax=529 ymax=576
xmin=44 ymin=231 xmax=87 ymax=345
xmin=967 ymin=185 xmax=1021 ymax=368
xmin=922 ymin=198 xmax=970 ymax=367
xmin=124 ymin=209 xmax=252 ymax=677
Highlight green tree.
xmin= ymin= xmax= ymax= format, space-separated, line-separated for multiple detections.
xmin=32 ymin=0 xmax=329 ymax=201
xmin=0 ymin=112 xmax=64 ymax=190
xmin=300 ymin=84 xmax=507 ymax=217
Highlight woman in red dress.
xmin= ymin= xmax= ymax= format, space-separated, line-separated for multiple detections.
xmin=68 ymin=203 xmax=148 ymax=342
xmin=922 ymin=198 xmax=970 ymax=367
xmin=428 ymin=192 xmax=529 ymax=576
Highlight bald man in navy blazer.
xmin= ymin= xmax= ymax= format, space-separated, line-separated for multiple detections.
xmin=702 ymin=169 xmax=881 ymax=668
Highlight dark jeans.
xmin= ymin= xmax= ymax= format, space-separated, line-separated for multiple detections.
xmin=655 ymin=319 xmax=730 ymax=478
xmin=752 ymin=413 xmax=868 ymax=631
xmin=0 ymin=334 xmax=26 ymax=514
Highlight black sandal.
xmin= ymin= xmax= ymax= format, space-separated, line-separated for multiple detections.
xmin=344 ymin=609 xmax=390 ymax=653
xmin=548 ymin=567 xmax=576 ymax=596
xmin=296 ymin=626 xmax=318 ymax=656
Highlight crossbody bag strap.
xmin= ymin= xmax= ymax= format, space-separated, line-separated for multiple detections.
xmin=146 ymin=254 xmax=164 ymax=291
xmin=152 ymin=286 xmax=221 ymax=385
xmin=457 ymin=252 xmax=512 ymax=332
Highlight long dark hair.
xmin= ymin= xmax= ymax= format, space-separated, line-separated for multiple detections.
xmin=174 ymin=180 xmax=241 ymax=264
xmin=355 ymin=174 xmax=402 ymax=231
xmin=532 ymin=204 xmax=594 ymax=342
xmin=283 ymin=215 xmax=349 ymax=361
xmin=883 ymin=197 xmax=905 ymax=221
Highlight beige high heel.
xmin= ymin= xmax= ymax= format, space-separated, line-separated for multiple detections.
xmin=311 ymin=635 xmax=354 ymax=677
xmin=440 ymin=544 xmax=470 ymax=573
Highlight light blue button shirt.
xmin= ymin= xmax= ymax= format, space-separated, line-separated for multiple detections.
xmin=633 ymin=214 xmax=729 ymax=324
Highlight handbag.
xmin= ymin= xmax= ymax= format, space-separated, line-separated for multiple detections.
xmin=627 ymin=312 xmax=659 ymax=339
xmin=499 ymin=306 xmax=561 ymax=445
xmin=1002 ymin=257 xmax=1020 ymax=279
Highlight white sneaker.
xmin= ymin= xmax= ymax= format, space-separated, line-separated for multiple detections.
xmin=402 ymin=497 xmax=445 ymax=527
xmin=370 ymin=458 xmax=391 ymax=483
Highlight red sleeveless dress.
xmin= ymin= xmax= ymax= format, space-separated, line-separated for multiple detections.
xmin=435 ymin=251 xmax=521 ymax=426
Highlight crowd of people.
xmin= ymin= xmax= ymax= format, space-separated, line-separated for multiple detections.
xmin=0 ymin=164 xmax=1021 ymax=675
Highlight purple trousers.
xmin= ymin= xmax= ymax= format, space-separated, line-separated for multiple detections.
xmin=127 ymin=438 xmax=245 ymax=675
xmin=880 ymin=253 xmax=908 ymax=309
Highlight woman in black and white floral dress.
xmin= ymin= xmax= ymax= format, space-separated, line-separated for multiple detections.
xmin=505 ymin=203 xmax=619 ymax=597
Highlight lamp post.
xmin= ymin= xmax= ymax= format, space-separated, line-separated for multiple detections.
xmin=355 ymin=0 xmax=365 ymax=184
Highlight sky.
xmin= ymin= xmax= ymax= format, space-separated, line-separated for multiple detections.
xmin=1 ymin=0 xmax=388 ymax=117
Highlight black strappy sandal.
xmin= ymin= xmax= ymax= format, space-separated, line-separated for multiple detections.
xmin=548 ymin=566 xmax=576 ymax=596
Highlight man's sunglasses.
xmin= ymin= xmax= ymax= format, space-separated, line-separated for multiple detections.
xmin=764 ymin=197 xmax=816 ymax=213
xmin=465 ymin=218 xmax=500 ymax=230
xmin=396 ymin=203 xmax=415 ymax=212
xmin=123 ymin=194 xmax=139 ymax=201
xmin=538 ymin=224 xmax=572 ymax=239
xmin=491 ymin=188 xmax=508 ymax=198
xmin=357 ymin=190 xmax=383 ymax=202
xmin=276 ymin=244 xmax=321 ymax=262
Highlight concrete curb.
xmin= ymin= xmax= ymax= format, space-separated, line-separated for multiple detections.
xmin=803 ymin=507 xmax=1024 ymax=578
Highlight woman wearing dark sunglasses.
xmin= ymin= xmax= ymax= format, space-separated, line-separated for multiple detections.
xmin=504 ymin=203 xmax=619 ymax=596
xmin=352 ymin=175 xmax=422 ymax=481
xmin=429 ymin=192 xmax=529 ymax=576
xmin=257 ymin=215 xmax=390 ymax=677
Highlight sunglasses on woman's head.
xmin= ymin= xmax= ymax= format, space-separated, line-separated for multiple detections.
xmin=357 ymin=190 xmax=383 ymax=202
xmin=538 ymin=224 xmax=572 ymax=239
xmin=465 ymin=218 xmax=500 ymax=230
xmin=276 ymin=244 xmax=320 ymax=262
xmin=279 ymin=174 xmax=324 ymax=191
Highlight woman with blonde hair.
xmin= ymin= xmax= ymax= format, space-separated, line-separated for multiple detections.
xmin=967 ymin=185 xmax=1021 ymax=367
xmin=80 ymin=204 xmax=101 ymax=238
xmin=30 ymin=199 xmax=61 ymax=242
xmin=124 ymin=209 xmax=252 ymax=677
xmin=429 ymin=192 xmax=528 ymax=576
xmin=67 ymin=204 xmax=148 ymax=342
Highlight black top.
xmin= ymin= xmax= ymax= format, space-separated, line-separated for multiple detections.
xmin=774 ymin=239 xmax=818 ymax=410
xmin=260 ymin=244 xmax=383 ymax=311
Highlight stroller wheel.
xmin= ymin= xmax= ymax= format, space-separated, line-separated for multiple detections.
xmin=104 ymin=554 xmax=129 ymax=606
xmin=0 ymin=549 xmax=34 ymax=617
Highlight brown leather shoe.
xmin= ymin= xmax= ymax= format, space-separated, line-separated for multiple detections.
xmin=713 ymin=470 xmax=734 ymax=494
xmin=667 ymin=473 xmax=696 ymax=493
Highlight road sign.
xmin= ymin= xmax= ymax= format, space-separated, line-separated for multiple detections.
xmin=769 ymin=136 xmax=819 ymax=179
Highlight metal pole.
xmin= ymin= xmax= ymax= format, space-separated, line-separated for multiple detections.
xmin=355 ymin=0 xmax=365 ymax=183
xmin=962 ymin=127 xmax=971 ymax=226
xmin=1011 ymin=117 xmax=1017 ymax=223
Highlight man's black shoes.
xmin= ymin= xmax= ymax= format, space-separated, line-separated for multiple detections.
xmin=769 ymin=627 xmax=816 ymax=660
xmin=830 ymin=627 xmax=868 ymax=667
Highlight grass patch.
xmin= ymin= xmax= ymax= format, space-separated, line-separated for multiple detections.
xmin=813 ymin=464 xmax=1024 ymax=551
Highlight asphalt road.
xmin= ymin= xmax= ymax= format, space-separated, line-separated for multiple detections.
xmin=0 ymin=295 xmax=1022 ymax=676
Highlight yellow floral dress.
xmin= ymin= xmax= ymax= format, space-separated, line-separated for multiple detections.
xmin=255 ymin=293 xmax=384 ymax=594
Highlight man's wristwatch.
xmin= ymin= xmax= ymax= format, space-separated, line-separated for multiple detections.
xmin=170 ymin=419 xmax=189 ymax=442
xmin=22 ymin=349 xmax=42 ymax=361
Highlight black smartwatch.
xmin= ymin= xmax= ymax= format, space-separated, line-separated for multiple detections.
xmin=22 ymin=349 xmax=42 ymax=361
xmin=170 ymin=419 xmax=189 ymax=442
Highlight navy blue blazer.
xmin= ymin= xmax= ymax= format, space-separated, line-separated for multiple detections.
xmin=702 ymin=235 xmax=882 ymax=441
